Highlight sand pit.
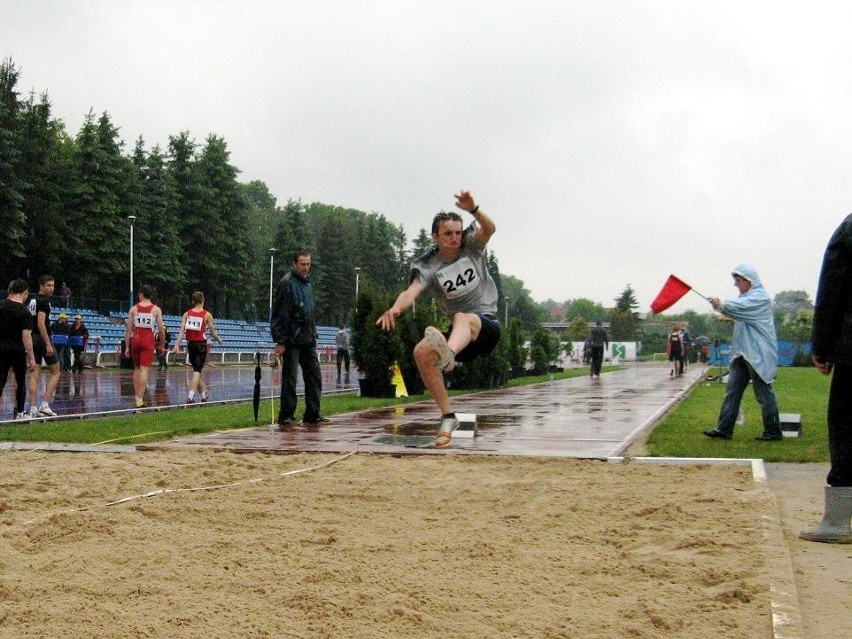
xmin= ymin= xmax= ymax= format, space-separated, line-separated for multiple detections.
xmin=0 ymin=450 xmax=775 ymax=638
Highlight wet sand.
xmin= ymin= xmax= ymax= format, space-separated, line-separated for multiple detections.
xmin=0 ymin=451 xmax=774 ymax=638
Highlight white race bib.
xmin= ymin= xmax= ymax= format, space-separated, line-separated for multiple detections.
xmin=185 ymin=315 xmax=204 ymax=331
xmin=134 ymin=311 xmax=154 ymax=328
xmin=436 ymin=257 xmax=480 ymax=300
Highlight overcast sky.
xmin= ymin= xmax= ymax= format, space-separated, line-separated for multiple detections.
xmin=4 ymin=0 xmax=852 ymax=314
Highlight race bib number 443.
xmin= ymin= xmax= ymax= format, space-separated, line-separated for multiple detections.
xmin=436 ymin=257 xmax=480 ymax=300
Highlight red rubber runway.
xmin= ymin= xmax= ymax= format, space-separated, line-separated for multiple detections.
xmin=137 ymin=363 xmax=705 ymax=458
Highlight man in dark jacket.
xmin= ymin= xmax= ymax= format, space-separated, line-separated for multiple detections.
xmin=270 ymin=250 xmax=327 ymax=428
xmin=801 ymin=214 xmax=852 ymax=543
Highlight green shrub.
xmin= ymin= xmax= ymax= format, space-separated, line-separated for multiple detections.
xmin=351 ymin=287 xmax=401 ymax=396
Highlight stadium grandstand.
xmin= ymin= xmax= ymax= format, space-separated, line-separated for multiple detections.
xmin=47 ymin=305 xmax=341 ymax=367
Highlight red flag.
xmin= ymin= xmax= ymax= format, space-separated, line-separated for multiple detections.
xmin=650 ymin=275 xmax=692 ymax=314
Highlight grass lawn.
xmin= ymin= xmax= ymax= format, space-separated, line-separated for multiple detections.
xmin=0 ymin=366 xmax=610 ymax=446
xmin=646 ymin=367 xmax=831 ymax=463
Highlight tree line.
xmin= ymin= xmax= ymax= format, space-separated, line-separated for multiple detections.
xmin=1 ymin=58 xmax=511 ymax=325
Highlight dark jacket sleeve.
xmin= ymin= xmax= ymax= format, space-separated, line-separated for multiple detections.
xmin=270 ymin=275 xmax=292 ymax=346
xmin=812 ymin=214 xmax=852 ymax=362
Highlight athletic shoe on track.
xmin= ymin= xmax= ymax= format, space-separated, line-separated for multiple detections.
xmin=38 ymin=402 xmax=57 ymax=417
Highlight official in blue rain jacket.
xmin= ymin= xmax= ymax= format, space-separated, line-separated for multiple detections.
xmin=703 ymin=263 xmax=782 ymax=441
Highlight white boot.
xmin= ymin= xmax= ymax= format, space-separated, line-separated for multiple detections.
xmin=799 ymin=486 xmax=852 ymax=544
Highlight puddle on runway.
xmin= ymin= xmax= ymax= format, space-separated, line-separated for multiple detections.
xmin=372 ymin=433 xmax=438 ymax=448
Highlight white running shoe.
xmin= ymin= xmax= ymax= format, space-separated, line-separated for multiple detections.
xmin=424 ymin=326 xmax=455 ymax=372
xmin=13 ymin=411 xmax=31 ymax=420
xmin=38 ymin=402 xmax=57 ymax=417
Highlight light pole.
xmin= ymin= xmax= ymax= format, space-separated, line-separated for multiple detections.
xmin=268 ymin=248 xmax=277 ymax=323
xmin=504 ymin=296 xmax=510 ymax=326
xmin=127 ymin=215 xmax=136 ymax=310
xmin=354 ymin=267 xmax=361 ymax=313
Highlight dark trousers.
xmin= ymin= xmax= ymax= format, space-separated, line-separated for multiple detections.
xmin=55 ymin=344 xmax=71 ymax=371
xmin=590 ymin=345 xmax=604 ymax=375
xmin=714 ymin=356 xmax=780 ymax=437
xmin=279 ymin=344 xmax=322 ymax=423
xmin=827 ymin=363 xmax=852 ymax=486
xmin=71 ymin=346 xmax=85 ymax=373
xmin=336 ymin=348 xmax=350 ymax=377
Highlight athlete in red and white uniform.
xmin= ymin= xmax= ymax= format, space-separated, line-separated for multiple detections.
xmin=124 ymin=285 xmax=166 ymax=408
xmin=172 ymin=291 xmax=223 ymax=403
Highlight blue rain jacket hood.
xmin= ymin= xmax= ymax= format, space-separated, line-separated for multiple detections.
xmin=719 ymin=263 xmax=778 ymax=383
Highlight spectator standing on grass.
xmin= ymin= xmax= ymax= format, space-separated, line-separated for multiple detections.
xmin=702 ymin=264 xmax=782 ymax=442
xmin=0 ymin=279 xmax=37 ymax=420
xmin=801 ymin=214 xmax=852 ymax=543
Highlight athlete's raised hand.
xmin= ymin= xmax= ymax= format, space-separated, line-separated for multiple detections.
xmin=454 ymin=190 xmax=476 ymax=213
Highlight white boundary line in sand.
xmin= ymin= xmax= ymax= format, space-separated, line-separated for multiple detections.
xmin=19 ymin=450 xmax=358 ymax=526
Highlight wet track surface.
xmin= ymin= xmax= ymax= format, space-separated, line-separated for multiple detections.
xmin=1 ymin=362 xmax=703 ymax=458
xmin=138 ymin=363 xmax=704 ymax=458
xmin=0 ymin=362 xmax=355 ymax=419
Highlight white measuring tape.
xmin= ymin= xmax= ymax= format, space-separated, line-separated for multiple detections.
xmin=22 ymin=450 xmax=357 ymax=526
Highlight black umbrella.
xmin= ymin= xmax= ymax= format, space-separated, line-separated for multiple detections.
xmin=253 ymin=350 xmax=262 ymax=421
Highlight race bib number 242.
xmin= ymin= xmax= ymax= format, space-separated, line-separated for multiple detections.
xmin=437 ymin=257 xmax=480 ymax=300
